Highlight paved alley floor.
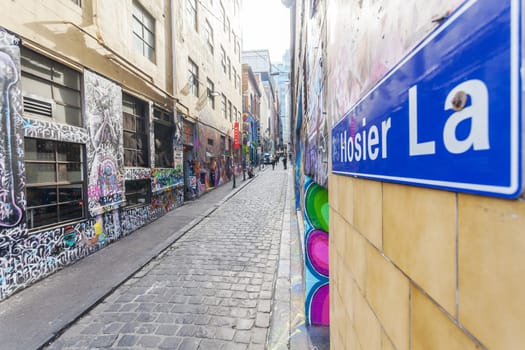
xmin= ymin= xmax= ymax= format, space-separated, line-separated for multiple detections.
xmin=44 ymin=168 xmax=289 ymax=350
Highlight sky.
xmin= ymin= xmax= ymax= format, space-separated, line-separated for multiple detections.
xmin=241 ymin=0 xmax=291 ymax=64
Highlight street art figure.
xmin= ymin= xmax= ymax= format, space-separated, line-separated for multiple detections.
xmin=303 ymin=177 xmax=329 ymax=326
xmin=84 ymin=70 xmax=124 ymax=215
xmin=0 ymin=38 xmax=24 ymax=228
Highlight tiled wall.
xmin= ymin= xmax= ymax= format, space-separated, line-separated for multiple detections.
xmin=330 ymin=175 xmax=525 ymax=349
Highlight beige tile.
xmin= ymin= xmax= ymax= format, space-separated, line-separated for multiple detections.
xmin=382 ymin=331 xmax=396 ymax=350
xmin=353 ymin=283 xmax=382 ymax=350
xmin=340 ymin=263 xmax=355 ymax=324
xmin=330 ymin=174 xmax=354 ymax=225
xmin=366 ymin=245 xmax=410 ymax=350
xmin=344 ymin=225 xmax=367 ymax=291
xmin=383 ymin=183 xmax=456 ymax=314
xmin=458 ymin=195 xmax=525 ymax=350
xmin=411 ymin=285 xmax=481 ymax=350
xmin=332 ymin=210 xmax=346 ymax=259
xmin=354 ymin=178 xmax=383 ymax=249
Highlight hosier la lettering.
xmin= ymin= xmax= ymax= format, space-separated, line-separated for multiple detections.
xmin=339 ymin=79 xmax=490 ymax=164
xmin=340 ymin=118 xmax=392 ymax=162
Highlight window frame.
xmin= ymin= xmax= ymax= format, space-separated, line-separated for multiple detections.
xmin=25 ymin=138 xmax=86 ymax=231
xmin=205 ymin=19 xmax=214 ymax=54
xmin=220 ymin=46 xmax=227 ymax=74
xmin=221 ymin=94 xmax=227 ymax=119
xmin=186 ymin=0 xmax=198 ymax=31
xmin=20 ymin=47 xmax=82 ymax=127
xmin=188 ymin=58 xmax=199 ymax=97
xmin=153 ymin=107 xmax=175 ymax=168
xmin=207 ymin=79 xmax=215 ymax=109
xmin=132 ymin=1 xmax=156 ymax=62
xmin=124 ymin=179 xmax=151 ymax=207
xmin=122 ymin=93 xmax=149 ymax=167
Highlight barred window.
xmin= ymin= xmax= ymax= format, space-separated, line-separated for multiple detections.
xmin=25 ymin=138 xmax=85 ymax=230
xmin=153 ymin=107 xmax=174 ymax=168
xmin=122 ymin=93 xmax=149 ymax=167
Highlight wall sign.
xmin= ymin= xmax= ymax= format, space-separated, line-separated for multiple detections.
xmin=331 ymin=0 xmax=523 ymax=198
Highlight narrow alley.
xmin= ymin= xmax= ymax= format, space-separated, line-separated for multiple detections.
xmin=35 ymin=167 xmax=301 ymax=350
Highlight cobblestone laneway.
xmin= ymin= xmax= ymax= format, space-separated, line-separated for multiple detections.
xmin=45 ymin=169 xmax=288 ymax=350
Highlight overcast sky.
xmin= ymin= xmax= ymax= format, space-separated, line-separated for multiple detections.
xmin=241 ymin=0 xmax=291 ymax=64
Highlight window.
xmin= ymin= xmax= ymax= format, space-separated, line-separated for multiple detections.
xmin=233 ymin=68 xmax=237 ymax=89
xmin=220 ymin=2 xmax=226 ymax=31
xmin=228 ymin=100 xmax=232 ymax=122
xmin=205 ymin=19 xmax=214 ymax=53
xmin=220 ymin=135 xmax=226 ymax=152
xmin=20 ymin=47 xmax=82 ymax=126
xmin=220 ymin=47 xmax=226 ymax=74
xmin=153 ymin=108 xmax=174 ymax=168
xmin=125 ymin=179 xmax=151 ymax=207
xmin=25 ymin=138 xmax=85 ymax=230
xmin=226 ymin=18 xmax=231 ymax=41
xmin=237 ymin=41 xmax=241 ymax=61
xmin=227 ymin=57 xmax=231 ymax=80
xmin=221 ymin=94 xmax=227 ymax=119
xmin=237 ymin=74 xmax=241 ymax=93
xmin=234 ymin=106 xmax=238 ymax=122
xmin=132 ymin=1 xmax=155 ymax=62
xmin=207 ymin=79 xmax=215 ymax=109
xmin=188 ymin=58 xmax=199 ymax=97
xmin=208 ymin=138 xmax=214 ymax=146
xmin=186 ymin=0 xmax=197 ymax=31
xmin=71 ymin=0 xmax=81 ymax=6
xmin=122 ymin=93 xmax=149 ymax=167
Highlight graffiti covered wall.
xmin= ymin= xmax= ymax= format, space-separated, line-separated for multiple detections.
xmin=0 ymin=30 xmax=24 ymax=229
xmin=84 ymin=70 xmax=125 ymax=216
xmin=0 ymin=63 xmax=185 ymax=301
xmin=303 ymin=177 xmax=329 ymax=325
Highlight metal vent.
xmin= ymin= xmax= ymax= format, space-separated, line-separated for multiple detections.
xmin=23 ymin=95 xmax=54 ymax=118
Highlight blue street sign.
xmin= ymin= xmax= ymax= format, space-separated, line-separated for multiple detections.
xmin=331 ymin=0 xmax=523 ymax=198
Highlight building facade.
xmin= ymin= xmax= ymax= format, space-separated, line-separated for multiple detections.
xmin=0 ymin=0 xmax=242 ymax=301
xmin=241 ymin=64 xmax=262 ymax=165
xmin=290 ymin=0 xmax=525 ymax=349
xmin=173 ymin=0 xmax=242 ymax=196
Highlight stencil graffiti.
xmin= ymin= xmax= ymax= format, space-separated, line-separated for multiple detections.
xmin=23 ymin=117 xmax=89 ymax=144
xmin=151 ymin=167 xmax=183 ymax=193
xmin=0 ymin=220 xmax=96 ymax=299
xmin=0 ymin=30 xmax=24 ymax=227
xmin=84 ymin=70 xmax=124 ymax=215
xmin=120 ymin=206 xmax=148 ymax=235
xmin=303 ymin=177 xmax=329 ymax=326
xmin=125 ymin=167 xmax=151 ymax=180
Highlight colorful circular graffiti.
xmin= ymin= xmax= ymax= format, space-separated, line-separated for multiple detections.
xmin=306 ymin=229 xmax=329 ymax=277
xmin=305 ymin=182 xmax=329 ymax=233
xmin=304 ymin=178 xmax=330 ymax=326
xmin=309 ymin=283 xmax=330 ymax=325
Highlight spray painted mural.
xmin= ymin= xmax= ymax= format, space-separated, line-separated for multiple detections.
xmin=304 ymin=9 xmax=328 ymax=188
xmin=195 ymin=122 xmax=231 ymax=191
xmin=84 ymin=70 xmax=125 ymax=216
xmin=0 ymin=62 xmax=186 ymax=300
xmin=303 ymin=177 xmax=329 ymax=325
xmin=0 ymin=31 xmax=24 ymax=229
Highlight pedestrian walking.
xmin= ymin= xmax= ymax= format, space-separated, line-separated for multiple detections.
xmin=282 ymin=155 xmax=287 ymax=170
xmin=271 ymin=155 xmax=276 ymax=170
